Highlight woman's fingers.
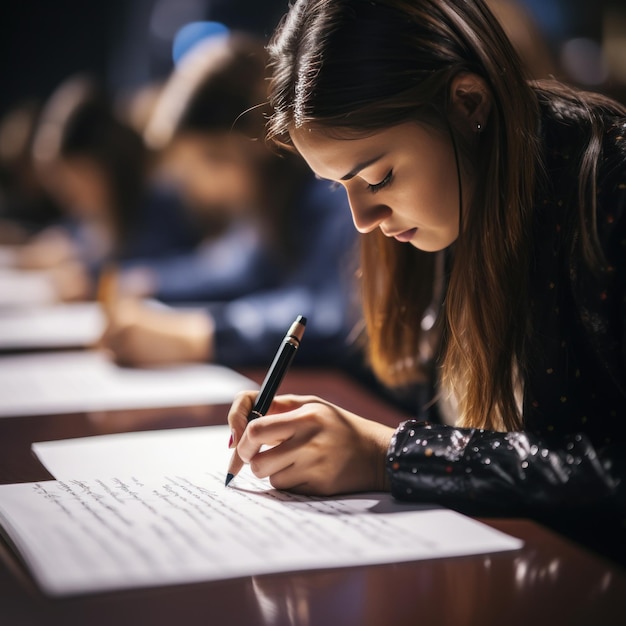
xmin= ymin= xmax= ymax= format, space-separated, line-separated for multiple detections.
xmin=245 ymin=432 xmax=317 ymax=492
xmin=237 ymin=413 xmax=304 ymax=463
xmin=248 ymin=444 xmax=296 ymax=481
xmin=268 ymin=463 xmax=310 ymax=493
xmin=227 ymin=394 xmax=319 ymax=449
xmin=246 ymin=435 xmax=336 ymax=495
xmin=235 ymin=405 xmax=333 ymax=492
xmin=226 ymin=394 xmax=394 ymax=496
xmin=227 ymin=391 xmax=257 ymax=448
xmin=266 ymin=394 xmax=323 ymax=413
xmin=226 ymin=397 xmax=306 ymax=484
xmin=244 ymin=421 xmax=313 ymax=478
xmin=226 ymin=396 xmax=312 ymax=485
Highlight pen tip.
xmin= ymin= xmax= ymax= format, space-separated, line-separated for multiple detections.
xmin=225 ymin=473 xmax=235 ymax=487
xmin=296 ymin=315 xmax=307 ymax=326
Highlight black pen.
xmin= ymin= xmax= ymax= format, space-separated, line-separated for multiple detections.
xmin=224 ymin=315 xmax=307 ymax=486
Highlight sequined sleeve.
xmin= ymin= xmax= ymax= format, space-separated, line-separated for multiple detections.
xmin=386 ymin=421 xmax=625 ymax=518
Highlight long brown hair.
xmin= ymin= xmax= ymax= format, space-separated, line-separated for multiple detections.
xmin=266 ymin=0 xmax=624 ymax=431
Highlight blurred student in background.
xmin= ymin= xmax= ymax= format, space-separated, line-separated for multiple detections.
xmin=101 ymin=33 xmax=358 ymax=368
xmin=16 ymin=75 xmax=199 ymax=300
xmin=121 ymin=34 xmax=292 ymax=303
xmin=0 ymin=101 xmax=62 ymax=244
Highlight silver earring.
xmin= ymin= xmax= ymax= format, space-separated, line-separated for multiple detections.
xmin=476 ymin=122 xmax=482 ymax=132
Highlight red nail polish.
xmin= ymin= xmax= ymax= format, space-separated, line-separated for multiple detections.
xmin=228 ymin=434 xmax=233 ymax=448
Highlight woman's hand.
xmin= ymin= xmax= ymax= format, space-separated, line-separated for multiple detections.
xmin=227 ymin=392 xmax=394 ymax=496
xmin=47 ymin=260 xmax=92 ymax=302
xmin=17 ymin=228 xmax=78 ymax=269
xmin=99 ymin=300 xmax=214 ymax=366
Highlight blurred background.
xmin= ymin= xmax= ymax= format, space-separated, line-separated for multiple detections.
xmin=0 ymin=0 xmax=625 ymax=413
xmin=0 ymin=0 xmax=624 ymax=121
xmin=0 ymin=0 xmax=290 ymax=118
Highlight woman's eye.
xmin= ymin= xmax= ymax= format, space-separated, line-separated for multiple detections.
xmin=367 ymin=170 xmax=393 ymax=194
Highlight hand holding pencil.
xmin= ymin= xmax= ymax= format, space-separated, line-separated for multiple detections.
xmin=97 ymin=267 xmax=213 ymax=367
xmin=225 ymin=315 xmax=394 ymax=495
xmin=225 ymin=315 xmax=306 ymax=486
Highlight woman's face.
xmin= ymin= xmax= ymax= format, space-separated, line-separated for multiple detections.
xmin=162 ymin=133 xmax=259 ymax=217
xmin=291 ymin=122 xmax=467 ymax=252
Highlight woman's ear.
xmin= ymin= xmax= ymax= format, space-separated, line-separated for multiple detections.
xmin=448 ymin=73 xmax=493 ymax=136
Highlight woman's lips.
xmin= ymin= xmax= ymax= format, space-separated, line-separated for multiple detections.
xmin=393 ymin=228 xmax=418 ymax=242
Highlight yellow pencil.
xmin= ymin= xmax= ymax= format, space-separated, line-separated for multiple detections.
xmin=97 ymin=264 xmax=118 ymax=314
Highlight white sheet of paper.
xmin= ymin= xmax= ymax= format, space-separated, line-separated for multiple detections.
xmin=0 ymin=302 xmax=104 ymax=350
xmin=34 ymin=425 xmax=234 ymax=478
xmin=0 ymin=351 xmax=256 ymax=417
xmin=0 ymin=427 xmax=524 ymax=597
xmin=0 ymin=269 xmax=56 ymax=308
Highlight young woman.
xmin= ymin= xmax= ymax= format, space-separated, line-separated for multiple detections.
xmin=101 ymin=34 xmax=357 ymax=368
xmin=21 ymin=76 xmax=198 ymax=300
xmin=227 ymin=0 xmax=626 ymax=562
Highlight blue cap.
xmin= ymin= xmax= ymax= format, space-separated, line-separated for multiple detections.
xmin=172 ymin=21 xmax=230 ymax=65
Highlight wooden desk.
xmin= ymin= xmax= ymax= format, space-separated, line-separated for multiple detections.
xmin=1 ymin=368 xmax=625 ymax=625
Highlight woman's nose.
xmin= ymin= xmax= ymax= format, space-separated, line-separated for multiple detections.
xmin=347 ymin=190 xmax=392 ymax=234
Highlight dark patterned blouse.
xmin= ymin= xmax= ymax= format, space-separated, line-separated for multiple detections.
xmin=386 ymin=93 xmax=626 ymax=564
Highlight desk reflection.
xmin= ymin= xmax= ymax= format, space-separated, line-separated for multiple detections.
xmin=86 ymin=403 xmax=222 ymax=433
xmin=247 ymin=538 xmax=622 ymax=626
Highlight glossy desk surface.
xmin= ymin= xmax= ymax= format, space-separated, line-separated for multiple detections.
xmin=1 ymin=368 xmax=624 ymax=626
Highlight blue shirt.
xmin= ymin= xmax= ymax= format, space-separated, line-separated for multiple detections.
xmin=205 ymin=175 xmax=359 ymax=366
